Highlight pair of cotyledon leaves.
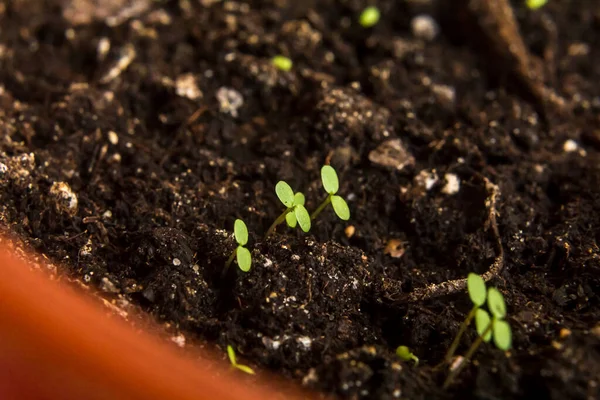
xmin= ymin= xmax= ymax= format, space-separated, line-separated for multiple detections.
xmin=467 ymin=273 xmax=512 ymax=351
xmin=233 ymin=219 xmax=251 ymax=272
xmin=275 ymin=182 xmax=311 ymax=232
xmin=275 ymin=165 xmax=350 ymax=232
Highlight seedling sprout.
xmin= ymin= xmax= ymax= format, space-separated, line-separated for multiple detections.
xmin=265 ymin=181 xmax=311 ymax=237
xmin=227 ymin=345 xmax=255 ymax=375
xmin=396 ymin=345 xmax=419 ymax=366
xmin=223 ymin=219 xmax=252 ymax=277
xmin=526 ymin=0 xmax=548 ymax=10
xmin=272 ymin=55 xmax=293 ymax=71
xmin=359 ymin=6 xmax=380 ymax=28
xmin=443 ymin=273 xmax=486 ymax=363
xmin=311 ymin=165 xmax=350 ymax=221
xmin=443 ymin=285 xmax=512 ymax=388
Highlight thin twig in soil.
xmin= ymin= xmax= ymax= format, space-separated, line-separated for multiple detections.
xmin=381 ymin=177 xmax=503 ymax=304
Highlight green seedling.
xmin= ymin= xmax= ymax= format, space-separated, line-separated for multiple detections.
xmin=526 ymin=0 xmax=547 ymax=10
xmin=359 ymin=6 xmax=380 ymax=28
xmin=227 ymin=345 xmax=255 ymax=375
xmin=443 ymin=286 xmax=512 ymax=388
xmin=443 ymin=273 xmax=487 ymax=363
xmin=311 ymin=165 xmax=350 ymax=221
xmin=265 ymin=181 xmax=311 ymax=237
xmin=396 ymin=345 xmax=419 ymax=366
xmin=223 ymin=219 xmax=252 ymax=277
xmin=272 ymin=55 xmax=293 ymax=71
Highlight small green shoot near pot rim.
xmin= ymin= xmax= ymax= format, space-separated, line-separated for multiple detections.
xmin=444 ymin=273 xmax=486 ymax=363
xmin=396 ymin=345 xmax=419 ymax=366
xmin=311 ymin=165 xmax=350 ymax=221
xmin=272 ymin=55 xmax=293 ymax=71
xmin=359 ymin=6 xmax=380 ymax=28
xmin=227 ymin=345 xmax=255 ymax=375
xmin=526 ymin=0 xmax=548 ymax=10
xmin=223 ymin=219 xmax=252 ymax=277
xmin=443 ymin=284 xmax=512 ymax=388
xmin=266 ymin=181 xmax=310 ymax=237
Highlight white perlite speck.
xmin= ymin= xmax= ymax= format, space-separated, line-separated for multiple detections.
xmin=107 ymin=131 xmax=119 ymax=145
xmin=441 ymin=173 xmax=460 ymax=195
xmin=172 ymin=258 xmax=181 ymax=266
xmin=411 ymin=15 xmax=439 ymax=41
xmin=175 ymin=73 xmax=202 ymax=100
xmin=297 ymin=336 xmax=312 ymax=350
xmin=216 ymin=87 xmax=244 ymax=117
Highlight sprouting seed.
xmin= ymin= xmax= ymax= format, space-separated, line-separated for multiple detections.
xmin=266 ymin=181 xmax=310 ymax=237
xmin=227 ymin=345 xmax=255 ymax=375
xmin=272 ymin=55 xmax=293 ymax=71
xmin=396 ymin=345 xmax=419 ymax=366
xmin=359 ymin=6 xmax=381 ymax=28
xmin=311 ymin=165 xmax=350 ymax=221
xmin=526 ymin=0 xmax=548 ymax=10
xmin=223 ymin=219 xmax=252 ymax=277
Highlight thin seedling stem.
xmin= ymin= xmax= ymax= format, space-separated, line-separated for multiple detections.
xmin=265 ymin=208 xmax=292 ymax=238
xmin=310 ymin=195 xmax=331 ymax=220
xmin=443 ymin=321 xmax=493 ymax=389
xmin=444 ymin=305 xmax=478 ymax=364
xmin=222 ymin=248 xmax=237 ymax=278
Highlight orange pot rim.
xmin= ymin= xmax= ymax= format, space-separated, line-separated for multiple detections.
xmin=0 ymin=239 xmax=314 ymax=400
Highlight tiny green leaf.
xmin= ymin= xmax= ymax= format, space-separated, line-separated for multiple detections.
xmin=487 ymin=287 xmax=507 ymax=319
xmin=493 ymin=320 xmax=512 ymax=350
xmin=276 ymin=181 xmax=295 ymax=208
xmin=294 ymin=192 xmax=305 ymax=206
xmin=227 ymin=345 xmax=255 ymax=375
xmin=475 ymin=309 xmax=492 ymax=342
xmin=234 ymin=364 xmax=255 ymax=375
xmin=526 ymin=0 xmax=547 ymax=10
xmin=272 ymin=55 xmax=293 ymax=72
xmin=286 ymin=211 xmax=297 ymax=228
xmin=321 ymin=165 xmax=339 ymax=194
xmin=234 ymin=219 xmax=248 ymax=246
xmin=227 ymin=345 xmax=237 ymax=365
xmin=467 ymin=273 xmax=486 ymax=307
xmin=236 ymin=246 xmax=252 ymax=272
xmin=359 ymin=6 xmax=380 ymax=28
xmin=294 ymin=205 xmax=311 ymax=232
xmin=331 ymin=195 xmax=350 ymax=220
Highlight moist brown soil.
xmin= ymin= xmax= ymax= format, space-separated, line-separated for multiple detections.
xmin=1 ymin=0 xmax=599 ymax=399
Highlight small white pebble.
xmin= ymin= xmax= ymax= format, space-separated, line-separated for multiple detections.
xmin=563 ymin=139 xmax=578 ymax=153
xmin=107 ymin=131 xmax=119 ymax=145
xmin=216 ymin=87 xmax=244 ymax=118
xmin=0 ymin=162 xmax=7 ymax=174
xmin=431 ymin=83 xmax=456 ymax=104
xmin=175 ymin=73 xmax=202 ymax=100
xmin=441 ymin=173 xmax=460 ymax=195
xmin=172 ymin=258 xmax=181 ymax=266
xmin=297 ymin=336 xmax=312 ymax=350
xmin=263 ymin=257 xmax=273 ymax=268
xmin=171 ymin=334 xmax=186 ymax=348
xmin=97 ymin=37 xmax=111 ymax=61
xmin=411 ymin=15 xmax=439 ymax=41
xmin=415 ymin=170 xmax=438 ymax=191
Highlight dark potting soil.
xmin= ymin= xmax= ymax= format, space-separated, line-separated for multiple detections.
xmin=1 ymin=0 xmax=599 ymax=398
